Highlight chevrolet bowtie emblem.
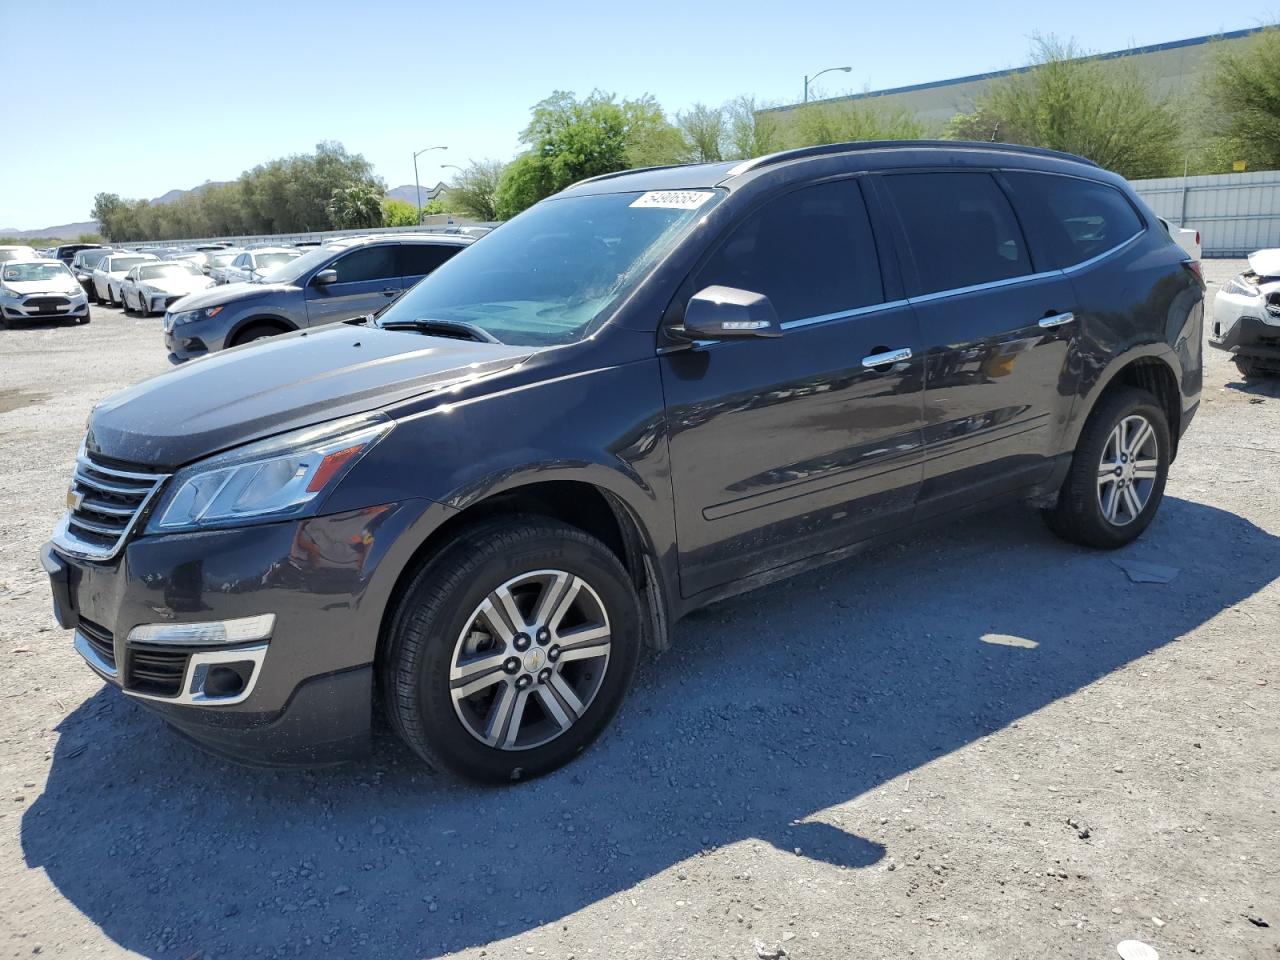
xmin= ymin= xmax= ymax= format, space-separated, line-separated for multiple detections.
xmin=67 ymin=488 xmax=84 ymax=512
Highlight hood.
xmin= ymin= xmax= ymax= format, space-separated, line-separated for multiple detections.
xmin=5 ymin=279 xmax=81 ymax=296
xmin=142 ymin=275 xmax=215 ymax=295
xmin=170 ymin=281 xmax=291 ymax=312
xmin=1247 ymin=249 xmax=1280 ymax=279
xmin=86 ymin=323 xmax=534 ymax=468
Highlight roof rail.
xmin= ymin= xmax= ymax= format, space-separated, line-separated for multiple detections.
xmin=568 ymin=162 xmax=699 ymax=189
xmin=723 ymin=139 xmax=1099 ymax=178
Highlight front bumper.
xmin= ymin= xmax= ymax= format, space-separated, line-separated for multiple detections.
xmin=40 ymin=499 xmax=436 ymax=765
xmin=2 ymin=298 xmax=88 ymax=320
xmin=1211 ymin=290 xmax=1280 ymax=358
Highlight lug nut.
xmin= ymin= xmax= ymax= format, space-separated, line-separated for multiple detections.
xmin=515 ymin=674 xmax=533 ymax=690
xmin=536 ymin=627 xmax=551 ymax=645
xmin=513 ymin=633 xmax=531 ymax=652
xmin=547 ymin=644 xmax=561 ymax=663
xmin=538 ymin=667 xmax=552 ymax=683
xmin=503 ymin=657 xmax=521 ymax=675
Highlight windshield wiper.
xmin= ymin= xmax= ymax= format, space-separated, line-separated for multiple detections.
xmin=380 ymin=318 xmax=503 ymax=344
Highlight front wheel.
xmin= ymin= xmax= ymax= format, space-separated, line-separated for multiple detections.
xmin=381 ymin=516 xmax=641 ymax=782
xmin=1043 ymin=387 xmax=1170 ymax=549
xmin=1235 ymin=356 xmax=1271 ymax=379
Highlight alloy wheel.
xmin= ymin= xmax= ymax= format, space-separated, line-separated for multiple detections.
xmin=449 ymin=569 xmax=611 ymax=751
xmin=1096 ymin=414 xmax=1159 ymax=526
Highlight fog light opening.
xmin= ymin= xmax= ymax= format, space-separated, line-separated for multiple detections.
xmin=201 ymin=663 xmax=251 ymax=699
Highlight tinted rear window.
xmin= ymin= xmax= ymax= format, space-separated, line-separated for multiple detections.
xmin=692 ymin=179 xmax=883 ymax=323
xmin=883 ymin=172 xmax=1031 ymax=296
xmin=1002 ymin=172 xmax=1145 ymax=269
xmin=398 ymin=243 xmax=462 ymax=278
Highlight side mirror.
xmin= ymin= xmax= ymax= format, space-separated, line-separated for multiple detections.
xmin=312 ymin=269 xmax=338 ymax=286
xmin=681 ymin=285 xmax=782 ymax=340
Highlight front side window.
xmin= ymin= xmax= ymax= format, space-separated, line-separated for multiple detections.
xmin=1003 ymin=172 xmax=1145 ymax=269
xmin=883 ymin=172 xmax=1031 ymax=296
xmin=329 ymin=246 xmax=397 ymax=283
xmin=378 ymin=190 xmax=724 ymax=346
xmin=691 ymin=179 xmax=883 ymax=323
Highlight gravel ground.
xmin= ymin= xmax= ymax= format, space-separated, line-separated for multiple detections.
xmin=1 ymin=264 xmax=1278 ymax=960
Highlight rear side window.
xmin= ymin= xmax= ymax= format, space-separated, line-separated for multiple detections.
xmin=1003 ymin=172 xmax=1145 ymax=268
xmin=331 ymin=245 xmax=397 ymax=283
xmin=398 ymin=243 xmax=461 ymax=278
xmin=692 ymin=179 xmax=883 ymax=323
xmin=883 ymin=172 xmax=1031 ymax=296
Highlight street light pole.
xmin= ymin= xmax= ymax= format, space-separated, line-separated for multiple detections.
xmin=803 ymin=65 xmax=852 ymax=104
xmin=412 ymin=145 xmax=448 ymax=223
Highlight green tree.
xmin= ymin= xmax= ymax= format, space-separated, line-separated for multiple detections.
xmin=447 ymin=159 xmax=505 ymax=221
xmin=947 ymin=37 xmax=1181 ymax=179
xmin=784 ymin=100 xmax=926 ymax=147
xmin=678 ymin=103 xmax=727 ymax=162
xmin=1199 ymin=27 xmax=1280 ymax=172
xmin=726 ymin=96 xmax=785 ymax=160
xmin=327 ymin=183 xmax=385 ymax=228
xmin=381 ymin=197 xmax=420 ymax=226
xmin=495 ymin=90 xmax=685 ymax=217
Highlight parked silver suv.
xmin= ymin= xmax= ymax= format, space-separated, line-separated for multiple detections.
xmin=163 ymin=233 xmax=473 ymax=362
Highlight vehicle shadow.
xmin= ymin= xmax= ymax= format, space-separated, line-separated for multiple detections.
xmin=22 ymin=496 xmax=1280 ymax=958
xmin=1224 ymin=375 xmax=1280 ymax=398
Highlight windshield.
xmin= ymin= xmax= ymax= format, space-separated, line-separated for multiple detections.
xmin=108 ymin=256 xmax=149 ymax=272
xmin=254 ymin=251 xmax=299 ymax=269
xmin=259 ymin=244 xmax=343 ymax=283
xmin=4 ymin=262 xmax=74 ymax=283
xmin=80 ymin=249 xmax=111 ymax=268
xmin=377 ymin=190 xmax=723 ymax=346
xmin=209 ymin=252 xmax=240 ymax=267
xmin=0 ymin=248 xmax=36 ymax=263
xmin=139 ymin=263 xmax=203 ymax=280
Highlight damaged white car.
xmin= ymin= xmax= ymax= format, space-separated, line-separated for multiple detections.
xmin=1211 ymin=249 xmax=1280 ymax=378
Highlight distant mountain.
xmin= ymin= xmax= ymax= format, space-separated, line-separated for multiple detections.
xmin=3 ymin=180 xmax=447 ymax=241
xmin=386 ymin=182 xmax=448 ymax=205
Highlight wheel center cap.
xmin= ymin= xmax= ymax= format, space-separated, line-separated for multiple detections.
xmin=523 ymin=648 xmax=546 ymax=672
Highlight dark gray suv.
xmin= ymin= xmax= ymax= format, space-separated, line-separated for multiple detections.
xmin=43 ymin=140 xmax=1202 ymax=782
xmin=163 ymin=233 xmax=472 ymax=362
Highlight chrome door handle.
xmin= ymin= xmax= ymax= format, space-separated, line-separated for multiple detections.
xmin=861 ymin=347 xmax=912 ymax=369
xmin=1039 ymin=311 xmax=1075 ymax=328
xmin=381 ymin=288 xmax=400 ymax=297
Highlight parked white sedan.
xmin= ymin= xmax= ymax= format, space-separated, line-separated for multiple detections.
xmin=217 ymin=247 xmax=301 ymax=284
xmin=121 ymin=261 xmax=215 ymax=316
xmin=90 ymin=252 xmax=157 ymax=305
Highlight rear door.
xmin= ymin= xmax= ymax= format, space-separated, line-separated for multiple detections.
xmin=660 ymin=177 xmax=924 ymax=597
xmin=878 ymin=170 xmax=1080 ymax=516
xmin=398 ymin=242 xmax=463 ymax=292
xmin=304 ymin=243 xmax=402 ymax=326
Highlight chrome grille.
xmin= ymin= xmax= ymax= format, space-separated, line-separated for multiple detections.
xmin=52 ymin=453 xmax=169 ymax=561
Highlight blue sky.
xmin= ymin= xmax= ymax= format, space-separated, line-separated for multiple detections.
xmin=2 ymin=0 xmax=1273 ymax=229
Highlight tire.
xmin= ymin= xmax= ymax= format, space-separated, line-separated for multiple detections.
xmin=380 ymin=516 xmax=641 ymax=783
xmin=1235 ymin=356 xmax=1270 ymax=379
xmin=1043 ymin=387 xmax=1170 ymax=549
xmin=231 ymin=323 xmax=283 ymax=346
xmin=78 ymin=310 xmax=91 ymax=325
xmin=121 ymin=291 xmax=133 ymax=314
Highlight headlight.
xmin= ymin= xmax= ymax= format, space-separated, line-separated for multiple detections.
xmin=1223 ymin=275 xmax=1261 ymax=297
xmin=0 ymin=286 xmax=21 ymax=300
xmin=145 ymin=415 xmax=393 ymax=533
xmin=171 ymin=305 xmax=224 ymax=326
xmin=68 ymin=289 xmax=86 ymax=300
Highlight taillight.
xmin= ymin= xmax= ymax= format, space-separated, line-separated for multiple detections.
xmin=1195 ymin=231 xmax=1200 ymax=245
xmin=1183 ymin=260 xmax=1204 ymax=286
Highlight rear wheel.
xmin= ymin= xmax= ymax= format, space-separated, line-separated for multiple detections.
xmin=1043 ymin=387 xmax=1170 ymax=550
xmin=381 ymin=516 xmax=641 ymax=782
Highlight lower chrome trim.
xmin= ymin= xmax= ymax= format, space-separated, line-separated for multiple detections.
xmin=74 ymin=628 xmax=118 ymax=679
xmin=124 ymin=643 xmax=268 ymax=707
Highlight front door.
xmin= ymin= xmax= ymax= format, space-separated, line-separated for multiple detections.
xmin=660 ymin=178 xmax=925 ymax=598
xmin=877 ymin=170 xmax=1081 ymax=515
xmin=305 ymin=243 xmax=403 ymax=326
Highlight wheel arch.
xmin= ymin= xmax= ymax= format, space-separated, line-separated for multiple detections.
xmin=374 ymin=477 xmax=674 ymax=671
xmin=1067 ymin=346 xmax=1184 ymax=460
xmin=227 ymin=314 xmax=298 ymax=345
